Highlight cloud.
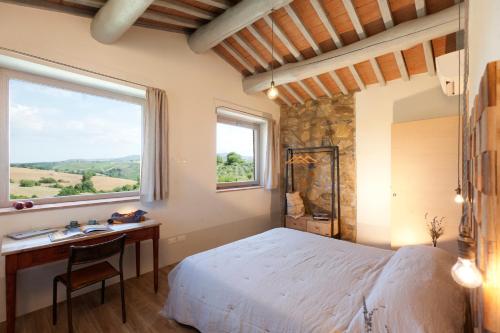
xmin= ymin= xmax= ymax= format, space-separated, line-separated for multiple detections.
xmin=10 ymin=104 xmax=48 ymax=131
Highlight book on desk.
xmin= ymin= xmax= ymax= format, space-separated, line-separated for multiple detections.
xmin=49 ymin=224 xmax=111 ymax=242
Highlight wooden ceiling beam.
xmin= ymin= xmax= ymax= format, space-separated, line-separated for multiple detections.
xmin=312 ymin=76 xmax=333 ymax=98
xmin=242 ymin=3 xmax=463 ymax=93
xmin=141 ymin=11 xmax=200 ymax=29
xmin=277 ymin=93 xmax=292 ymax=107
xmin=153 ymin=0 xmax=215 ymax=20
xmin=193 ymin=0 xmax=230 ymax=10
xmin=232 ymin=34 xmax=269 ymax=70
xmin=377 ymin=0 xmax=410 ymax=81
xmin=342 ymin=0 xmax=366 ymax=39
xmin=68 ymin=0 xmax=200 ymax=29
xmin=394 ymin=51 xmax=410 ymax=81
xmin=230 ymin=33 xmax=300 ymax=104
xmin=349 ymin=65 xmax=366 ymax=90
xmin=283 ymin=84 xmax=304 ymax=104
xmin=91 ymin=0 xmax=155 ymax=44
xmin=297 ymin=81 xmax=317 ymax=100
xmin=343 ymin=0 xmax=384 ymax=86
xmin=284 ymin=5 xmax=321 ymax=55
xmin=377 ymin=0 xmax=394 ymax=28
xmin=369 ymin=58 xmax=386 ymax=85
xmin=246 ymin=25 xmax=284 ymax=65
xmin=283 ymin=4 xmax=337 ymax=97
xmin=310 ymin=0 xmax=342 ymax=48
xmin=263 ymin=16 xmax=303 ymax=61
xmin=415 ymin=0 xmax=427 ymax=17
xmin=220 ymin=41 xmax=255 ymax=74
xmin=415 ymin=0 xmax=436 ymax=76
xmin=188 ymin=0 xmax=293 ymax=53
xmin=329 ymin=71 xmax=348 ymax=95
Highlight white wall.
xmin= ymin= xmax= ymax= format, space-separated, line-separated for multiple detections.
xmin=467 ymin=0 xmax=500 ymax=105
xmin=355 ymin=75 xmax=457 ymax=248
xmin=0 ymin=3 xmax=280 ymax=321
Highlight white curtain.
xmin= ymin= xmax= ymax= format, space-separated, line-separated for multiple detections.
xmin=141 ymin=87 xmax=168 ymax=202
xmin=264 ymin=119 xmax=279 ymax=190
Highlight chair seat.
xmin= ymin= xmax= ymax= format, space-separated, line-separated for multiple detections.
xmin=56 ymin=261 xmax=119 ymax=291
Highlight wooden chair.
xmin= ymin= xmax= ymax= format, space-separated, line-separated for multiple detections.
xmin=52 ymin=234 xmax=127 ymax=333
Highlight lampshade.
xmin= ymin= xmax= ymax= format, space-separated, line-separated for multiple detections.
xmin=451 ymin=257 xmax=483 ymax=288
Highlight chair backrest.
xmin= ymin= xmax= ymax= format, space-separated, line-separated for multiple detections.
xmin=68 ymin=234 xmax=127 ymax=272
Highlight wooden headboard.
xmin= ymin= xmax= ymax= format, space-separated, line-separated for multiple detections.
xmin=464 ymin=61 xmax=500 ymax=332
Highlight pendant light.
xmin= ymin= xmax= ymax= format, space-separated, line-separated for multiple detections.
xmin=450 ymin=2 xmax=482 ymax=289
xmin=267 ymin=9 xmax=279 ymax=100
xmin=454 ymin=1 xmax=464 ymax=205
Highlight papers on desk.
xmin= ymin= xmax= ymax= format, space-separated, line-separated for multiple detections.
xmin=49 ymin=224 xmax=111 ymax=242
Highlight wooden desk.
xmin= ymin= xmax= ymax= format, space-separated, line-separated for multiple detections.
xmin=1 ymin=220 xmax=161 ymax=333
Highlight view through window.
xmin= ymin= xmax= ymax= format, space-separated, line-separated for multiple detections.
xmin=8 ymin=78 xmax=143 ymax=200
xmin=216 ymin=120 xmax=257 ymax=186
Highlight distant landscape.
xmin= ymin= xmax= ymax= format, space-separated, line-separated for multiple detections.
xmin=10 ymin=155 xmax=140 ymax=199
xmin=217 ymin=152 xmax=255 ymax=183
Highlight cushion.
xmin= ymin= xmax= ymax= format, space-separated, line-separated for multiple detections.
xmin=286 ymin=192 xmax=305 ymax=218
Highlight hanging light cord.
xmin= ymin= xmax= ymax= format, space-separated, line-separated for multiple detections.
xmin=270 ymin=9 xmax=275 ymax=83
xmin=457 ymin=2 xmax=461 ymax=191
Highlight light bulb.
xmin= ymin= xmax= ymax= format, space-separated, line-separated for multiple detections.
xmin=454 ymin=193 xmax=464 ymax=204
xmin=451 ymin=257 xmax=482 ymax=288
xmin=454 ymin=187 xmax=464 ymax=204
xmin=267 ymin=81 xmax=279 ymax=100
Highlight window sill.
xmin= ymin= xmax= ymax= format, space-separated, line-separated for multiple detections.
xmin=216 ymin=186 xmax=264 ymax=193
xmin=0 ymin=196 xmax=140 ymax=216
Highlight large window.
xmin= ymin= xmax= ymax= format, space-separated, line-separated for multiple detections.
xmin=216 ymin=108 xmax=263 ymax=190
xmin=0 ymin=70 xmax=144 ymax=207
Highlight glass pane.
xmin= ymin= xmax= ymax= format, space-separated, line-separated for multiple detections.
xmin=9 ymin=79 xmax=142 ymax=200
xmin=216 ymin=122 xmax=255 ymax=183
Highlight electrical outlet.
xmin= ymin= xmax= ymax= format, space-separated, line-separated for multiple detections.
xmin=167 ymin=236 xmax=177 ymax=245
xmin=177 ymin=234 xmax=187 ymax=242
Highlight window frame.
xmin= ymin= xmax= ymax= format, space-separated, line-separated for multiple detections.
xmin=216 ymin=112 xmax=261 ymax=190
xmin=0 ymin=69 xmax=145 ymax=209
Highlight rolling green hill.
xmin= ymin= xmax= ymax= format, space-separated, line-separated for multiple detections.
xmin=11 ymin=155 xmax=140 ymax=181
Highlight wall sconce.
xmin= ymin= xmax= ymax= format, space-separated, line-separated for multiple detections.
xmin=451 ymin=235 xmax=483 ymax=288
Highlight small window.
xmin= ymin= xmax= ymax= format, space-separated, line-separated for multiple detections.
xmin=216 ymin=109 xmax=261 ymax=190
xmin=0 ymin=71 xmax=144 ymax=207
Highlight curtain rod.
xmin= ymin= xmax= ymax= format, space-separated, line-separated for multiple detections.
xmin=0 ymin=45 xmax=149 ymax=89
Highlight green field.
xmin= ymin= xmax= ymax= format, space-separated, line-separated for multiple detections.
xmin=10 ymin=156 xmax=140 ymax=199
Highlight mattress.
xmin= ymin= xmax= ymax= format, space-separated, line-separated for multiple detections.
xmin=162 ymin=228 xmax=465 ymax=333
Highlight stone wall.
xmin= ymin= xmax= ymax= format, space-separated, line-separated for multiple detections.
xmin=280 ymin=95 xmax=356 ymax=241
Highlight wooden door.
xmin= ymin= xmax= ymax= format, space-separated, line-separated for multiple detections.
xmin=391 ymin=116 xmax=461 ymax=253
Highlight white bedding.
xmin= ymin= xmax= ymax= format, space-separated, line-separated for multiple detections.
xmin=162 ymin=228 xmax=465 ymax=333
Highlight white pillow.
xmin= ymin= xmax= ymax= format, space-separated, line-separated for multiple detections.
xmin=286 ymin=192 xmax=305 ymax=218
xmin=346 ymin=246 xmax=466 ymax=333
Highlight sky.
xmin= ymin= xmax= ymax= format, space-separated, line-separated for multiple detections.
xmin=216 ymin=123 xmax=254 ymax=158
xmin=9 ymin=79 xmax=142 ymax=163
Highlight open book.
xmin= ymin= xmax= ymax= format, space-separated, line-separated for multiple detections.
xmin=49 ymin=224 xmax=111 ymax=242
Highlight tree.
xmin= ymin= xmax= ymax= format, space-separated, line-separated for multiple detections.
xmin=226 ymin=152 xmax=243 ymax=165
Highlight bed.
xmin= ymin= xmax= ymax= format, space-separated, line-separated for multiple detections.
xmin=162 ymin=228 xmax=466 ymax=333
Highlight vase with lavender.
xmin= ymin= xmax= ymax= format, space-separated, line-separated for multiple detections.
xmin=425 ymin=213 xmax=445 ymax=247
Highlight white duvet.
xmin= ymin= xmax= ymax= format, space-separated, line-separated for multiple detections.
xmin=162 ymin=228 xmax=465 ymax=333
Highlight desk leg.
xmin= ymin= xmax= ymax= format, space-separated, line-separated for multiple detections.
xmin=153 ymin=227 xmax=159 ymax=293
xmin=5 ymin=255 xmax=17 ymax=333
xmin=135 ymin=241 xmax=141 ymax=278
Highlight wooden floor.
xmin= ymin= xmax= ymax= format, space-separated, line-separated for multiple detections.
xmin=0 ymin=265 xmax=198 ymax=333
